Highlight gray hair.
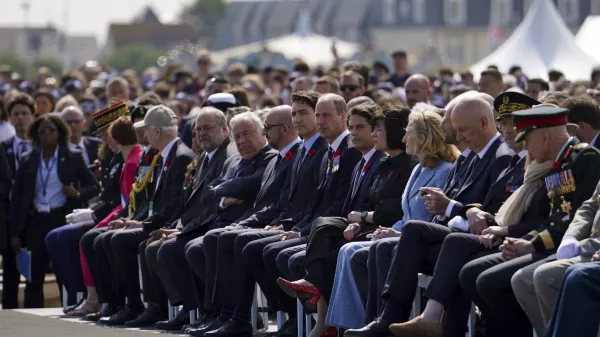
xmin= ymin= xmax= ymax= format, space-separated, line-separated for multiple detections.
xmin=229 ymin=111 xmax=264 ymax=134
xmin=154 ymin=125 xmax=178 ymax=136
xmin=107 ymin=76 xmax=129 ymax=90
xmin=196 ymin=107 xmax=227 ymax=127
xmin=55 ymin=94 xmax=79 ymax=113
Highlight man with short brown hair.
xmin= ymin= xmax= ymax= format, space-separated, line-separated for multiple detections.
xmin=314 ymin=76 xmax=340 ymax=95
xmin=479 ymin=69 xmax=504 ymax=98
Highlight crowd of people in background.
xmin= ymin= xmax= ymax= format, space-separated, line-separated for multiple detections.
xmin=1 ymin=49 xmax=600 ymax=337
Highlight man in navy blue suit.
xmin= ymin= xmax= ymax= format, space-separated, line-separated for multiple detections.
xmin=346 ymin=95 xmax=512 ymax=337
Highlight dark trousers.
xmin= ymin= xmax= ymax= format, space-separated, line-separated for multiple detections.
xmin=139 ymin=238 xmax=168 ymax=308
xmin=459 ymin=251 xmax=549 ymax=337
xmin=45 ymin=221 xmax=93 ymax=304
xmin=2 ymin=235 xmax=20 ymax=309
xmin=155 ymin=234 xmax=197 ymax=309
xmin=279 ymin=245 xmax=306 ymax=281
xmin=244 ymin=234 xmax=307 ymax=313
xmin=23 ymin=208 xmax=66 ymax=308
xmin=80 ymin=227 xmax=124 ymax=305
xmin=544 ymin=262 xmax=600 ymax=337
xmin=351 ymin=237 xmax=398 ymax=323
xmin=186 ymin=235 xmax=212 ymax=312
xmin=207 ymin=228 xmax=280 ymax=320
xmin=379 ymin=221 xmax=451 ymax=323
xmin=110 ymin=228 xmax=148 ymax=311
xmin=425 ymin=233 xmax=496 ymax=337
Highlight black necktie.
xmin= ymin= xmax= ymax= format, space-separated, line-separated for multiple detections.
xmin=155 ymin=156 xmax=164 ymax=185
xmin=194 ymin=156 xmax=210 ymax=189
xmin=295 ymin=145 xmax=306 ymax=174
xmin=351 ymin=158 xmax=366 ymax=197
xmin=462 ymin=156 xmax=480 ymax=184
xmin=509 ymin=155 xmax=521 ymax=170
xmin=235 ymin=159 xmax=249 ymax=177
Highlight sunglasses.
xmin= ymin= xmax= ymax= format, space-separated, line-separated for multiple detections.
xmin=340 ymin=84 xmax=359 ymax=92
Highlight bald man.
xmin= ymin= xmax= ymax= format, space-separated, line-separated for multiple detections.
xmin=197 ymin=106 xmax=302 ymax=336
xmin=347 ymin=96 xmax=375 ymax=110
xmin=346 ymin=96 xmax=512 ymax=337
xmin=405 ymin=74 xmax=431 ymax=108
xmin=61 ymin=106 xmax=102 ymax=165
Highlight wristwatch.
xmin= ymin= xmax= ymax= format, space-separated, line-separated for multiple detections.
xmin=360 ymin=211 xmax=368 ymax=223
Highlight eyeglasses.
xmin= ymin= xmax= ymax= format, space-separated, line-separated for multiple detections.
xmin=263 ymin=123 xmax=284 ymax=131
xmin=340 ymin=84 xmax=359 ymax=92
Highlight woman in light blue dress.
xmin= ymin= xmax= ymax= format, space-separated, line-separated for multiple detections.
xmin=326 ymin=106 xmax=459 ymax=329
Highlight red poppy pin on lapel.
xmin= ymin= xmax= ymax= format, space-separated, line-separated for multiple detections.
xmin=307 ymin=149 xmax=315 ymax=157
xmin=285 ymin=151 xmax=293 ymax=160
xmin=388 ymin=170 xmax=394 ymax=177
xmin=363 ymin=163 xmax=371 ymax=172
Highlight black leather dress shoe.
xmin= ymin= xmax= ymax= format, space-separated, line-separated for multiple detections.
xmin=104 ymin=307 xmax=142 ymax=326
xmin=124 ymin=304 xmax=167 ymax=327
xmin=189 ymin=318 xmax=226 ymax=337
xmin=82 ymin=304 xmax=121 ymax=322
xmin=204 ymin=319 xmax=253 ymax=337
xmin=154 ymin=309 xmax=190 ymax=330
xmin=344 ymin=320 xmax=391 ymax=337
xmin=184 ymin=313 xmax=213 ymax=333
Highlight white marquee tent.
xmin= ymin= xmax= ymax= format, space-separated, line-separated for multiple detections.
xmin=575 ymin=16 xmax=600 ymax=63
xmin=470 ymin=0 xmax=599 ymax=81
xmin=211 ymin=34 xmax=361 ymax=68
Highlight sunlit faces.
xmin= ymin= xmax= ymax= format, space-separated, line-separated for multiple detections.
xmin=523 ymin=129 xmax=549 ymax=163
xmin=315 ymin=100 xmax=345 ymax=142
xmin=9 ymin=103 xmax=35 ymax=135
xmin=132 ymin=119 xmax=147 ymax=146
xmin=99 ymin=128 xmax=119 ymax=152
xmin=402 ymin=120 xmax=419 ymax=155
xmin=452 ymin=110 xmax=488 ymax=153
xmin=498 ymin=118 xmax=519 ymax=151
xmin=37 ymin=119 xmax=58 ymax=146
xmin=291 ymin=101 xmax=318 ymax=139
xmin=405 ymin=80 xmax=429 ymax=108
xmin=440 ymin=111 xmax=457 ymax=145
xmin=232 ymin=120 xmax=266 ymax=160
xmin=263 ymin=116 xmax=285 ymax=149
xmin=372 ymin=119 xmax=388 ymax=151
xmin=35 ymin=95 xmax=53 ymax=115
xmin=347 ymin=114 xmax=375 ymax=152
xmin=107 ymin=82 xmax=129 ymax=104
xmin=195 ymin=114 xmax=227 ymax=153
xmin=340 ymin=76 xmax=363 ymax=102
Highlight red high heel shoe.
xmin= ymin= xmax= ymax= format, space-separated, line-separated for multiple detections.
xmin=319 ymin=327 xmax=339 ymax=337
xmin=277 ymin=277 xmax=322 ymax=299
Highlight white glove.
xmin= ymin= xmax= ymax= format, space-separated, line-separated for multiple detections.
xmin=72 ymin=208 xmax=87 ymax=214
xmin=448 ymin=216 xmax=469 ymax=232
xmin=72 ymin=209 xmax=94 ymax=223
xmin=556 ymin=236 xmax=580 ymax=260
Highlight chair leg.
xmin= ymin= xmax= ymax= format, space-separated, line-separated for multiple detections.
xmin=411 ymin=286 xmax=422 ymax=319
xmin=305 ymin=313 xmax=312 ymax=337
xmin=258 ymin=285 xmax=269 ymax=329
xmin=277 ymin=311 xmax=286 ymax=330
xmin=297 ymin=299 xmax=304 ymax=337
xmin=62 ymin=286 xmax=68 ymax=308
xmin=251 ymin=285 xmax=258 ymax=332
xmin=190 ymin=310 xmax=197 ymax=324
xmin=467 ymin=303 xmax=476 ymax=337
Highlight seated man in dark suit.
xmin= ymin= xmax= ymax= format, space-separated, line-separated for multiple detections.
xmin=61 ymin=105 xmax=102 ymax=165
xmin=345 ymin=95 xmax=513 ymax=337
xmin=189 ymin=106 xmax=301 ymax=336
xmin=158 ymin=111 xmax=276 ymax=332
xmin=385 ymin=92 xmax=544 ymax=337
xmin=212 ymin=93 xmax=360 ymax=337
xmin=202 ymin=91 xmax=328 ymax=337
xmin=122 ymin=107 xmax=235 ymax=328
xmin=93 ymin=105 xmax=195 ymax=325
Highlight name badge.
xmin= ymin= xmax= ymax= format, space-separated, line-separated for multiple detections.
xmin=37 ymin=202 xmax=50 ymax=213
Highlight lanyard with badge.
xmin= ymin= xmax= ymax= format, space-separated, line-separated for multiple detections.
xmin=38 ymin=154 xmax=57 ymax=213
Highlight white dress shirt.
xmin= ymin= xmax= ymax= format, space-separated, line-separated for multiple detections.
xmin=34 ymin=148 xmax=67 ymax=211
xmin=69 ymin=138 xmax=90 ymax=165
xmin=156 ymin=137 xmax=179 ymax=190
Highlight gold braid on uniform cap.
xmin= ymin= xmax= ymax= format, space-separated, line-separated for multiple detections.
xmin=128 ymin=154 xmax=161 ymax=215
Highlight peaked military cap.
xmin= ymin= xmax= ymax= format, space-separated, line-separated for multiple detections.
xmin=494 ymin=92 xmax=541 ymax=120
xmin=512 ymin=105 xmax=569 ymax=143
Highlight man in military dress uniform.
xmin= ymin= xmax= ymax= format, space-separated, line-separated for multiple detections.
xmin=80 ymin=104 xmax=161 ymax=321
xmin=459 ymin=106 xmax=600 ymax=337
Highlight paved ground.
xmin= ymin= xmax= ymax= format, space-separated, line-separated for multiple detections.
xmin=0 ymin=309 xmax=278 ymax=336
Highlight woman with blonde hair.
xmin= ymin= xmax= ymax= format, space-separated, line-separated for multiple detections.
xmin=325 ymin=106 xmax=459 ymax=329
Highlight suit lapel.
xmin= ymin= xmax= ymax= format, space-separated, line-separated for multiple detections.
xmin=57 ymin=145 xmax=70 ymax=184
xmin=456 ymin=138 xmax=501 ymax=197
xmin=155 ymin=140 xmax=180 ymax=195
xmin=6 ymin=138 xmax=17 ymax=173
xmin=290 ymin=139 xmax=322 ymax=195
xmin=408 ymin=166 xmax=430 ymax=200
